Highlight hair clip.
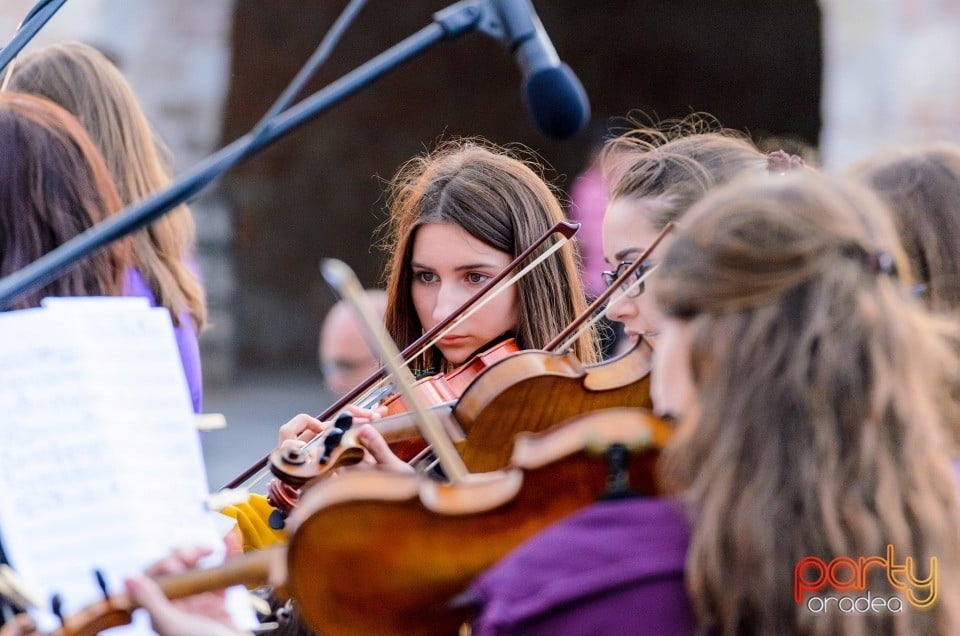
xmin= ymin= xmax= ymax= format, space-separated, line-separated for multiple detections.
xmin=766 ymin=149 xmax=804 ymax=173
xmin=863 ymin=250 xmax=897 ymax=276
xmin=839 ymin=244 xmax=898 ymax=277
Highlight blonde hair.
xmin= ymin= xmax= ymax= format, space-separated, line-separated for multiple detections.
xmin=381 ymin=138 xmax=598 ymax=371
xmin=601 ymin=114 xmax=774 ymax=230
xmin=10 ymin=42 xmax=206 ymax=330
xmin=657 ymin=172 xmax=960 ymax=634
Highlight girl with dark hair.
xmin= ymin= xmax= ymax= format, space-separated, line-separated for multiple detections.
xmin=0 ymin=91 xmax=128 ymax=307
xmin=224 ymin=139 xmax=601 ymax=554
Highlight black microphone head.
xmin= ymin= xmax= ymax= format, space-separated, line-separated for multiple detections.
xmin=522 ymin=63 xmax=590 ymax=140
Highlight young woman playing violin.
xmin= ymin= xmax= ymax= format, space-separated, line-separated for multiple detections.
xmin=277 ymin=139 xmax=598 ymax=454
xmin=223 ymin=138 xmax=601 ymax=550
xmin=471 ymin=171 xmax=960 ymax=635
xmin=598 ymin=117 xmax=798 ymax=343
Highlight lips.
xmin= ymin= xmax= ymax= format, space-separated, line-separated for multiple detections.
xmin=438 ymin=334 xmax=470 ymax=345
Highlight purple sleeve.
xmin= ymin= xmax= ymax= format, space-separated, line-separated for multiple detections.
xmin=123 ymin=268 xmax=203 ymax=413
xmin=470 ymin=497 xmax=695 ymax=636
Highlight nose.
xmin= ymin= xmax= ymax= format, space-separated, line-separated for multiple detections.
xmin=432 ymin=282 xmax=462 ymax=324
xmin=604 ymin=290 xmax=637 ymax=324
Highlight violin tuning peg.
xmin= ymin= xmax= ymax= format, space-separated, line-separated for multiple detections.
xmin=50 ymin=593 xmax=65 ymax=626
xmin=268 ymin=508 xmax=287 ymax=530
xmin=320 ymin=426 xmax=346 ymax=464
xmin=94 ymin=569 xmax=109 ymax=600
xmin=334 ymin=412 xmax=354 ymax=431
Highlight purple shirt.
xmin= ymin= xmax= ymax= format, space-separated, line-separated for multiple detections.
xmin=124 ymin=268 xmax=202 ymax=413
xmin=470 ymin=497 xmax=695 ymax=636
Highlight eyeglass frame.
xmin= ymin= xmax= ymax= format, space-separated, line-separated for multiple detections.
xmin=601 ymin=259 xmax=656 ymax=298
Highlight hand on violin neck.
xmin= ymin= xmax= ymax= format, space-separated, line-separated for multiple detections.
xmin=276 ymin=407 xmax=386 ymax=448
xmin=343 ymin=403 xmax=388 ymax=422
xmin=357 ymin=425 xmax=415 ymax=474
xmin=125 ymin=548 xmax=248 ymax=636
xmin=124 ymin=576 xmax=248 ymax=636
xmin=277 ymin=414 xmax=327 ymax=447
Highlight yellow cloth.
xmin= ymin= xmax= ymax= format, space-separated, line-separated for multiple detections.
xmin=221 ymin=494 xmax=287 ymax=552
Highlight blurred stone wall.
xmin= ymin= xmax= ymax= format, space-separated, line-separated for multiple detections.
xmin=820 ymin=0 xmax=960 ymax=168
xmin=0 ymin=0 xmax=237 ymax=384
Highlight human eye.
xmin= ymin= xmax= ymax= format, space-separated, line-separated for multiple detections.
xmin=615 ymin=260 xmax=635 ymax=279
xmin=414 ymin=271 xmax=438 ymax=284
xmin=466 ymin=272 xmax=491 ymax=285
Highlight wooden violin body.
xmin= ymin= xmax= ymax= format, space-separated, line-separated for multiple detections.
xmin=453 ymin=338 xmax=654 ymax=472
xmin=285 ymin=407 xmax=669 ymax=636
xmin=270 ymin=339 xmax=653 ymax=491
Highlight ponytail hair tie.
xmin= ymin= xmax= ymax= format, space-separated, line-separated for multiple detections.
xmin=840 ymin=244 xmax=898 ymax=277
xmin=766 ymin=149 xmax=804 ymax=173
xmin=863 ymin=250 xmax=897 ymax=276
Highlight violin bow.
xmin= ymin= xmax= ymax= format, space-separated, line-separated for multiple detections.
xmin=223 ymin=221 xmax=578 ymax=490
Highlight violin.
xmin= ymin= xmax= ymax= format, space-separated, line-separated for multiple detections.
xmin=46 ymin=260 xmax=674 ymax=636
xmin=453 ymin=336 xmax=652 ymax=471
xmin=44 ymin=408 xmax=671 ymax=636
xmin=270 ymin=337 xmax=652 ymax=490
xmin=267 ymin=226 xmax=670 ymax=509
xmin=224 ymin=221 xmax=579 ymax=491
xmin=265 ymin=337 xmax=519 ymax=512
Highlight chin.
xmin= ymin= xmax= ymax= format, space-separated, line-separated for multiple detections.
xmin=438 ymin=345 xmax=470 ymax=366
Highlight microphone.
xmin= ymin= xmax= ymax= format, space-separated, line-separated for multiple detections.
xmin=488 ymin=0 xmax=590 ymax=139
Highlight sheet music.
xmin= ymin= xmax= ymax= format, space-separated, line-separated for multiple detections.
xmin=0 ymin=299 xmax=253 ymax=634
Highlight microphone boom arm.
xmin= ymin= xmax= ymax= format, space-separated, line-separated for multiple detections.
xmin=0 ymin=0 xmax=69 ymax=76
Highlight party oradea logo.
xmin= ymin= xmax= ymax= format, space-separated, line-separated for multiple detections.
xmin=794 ymin=545 xmax=937 ymax=613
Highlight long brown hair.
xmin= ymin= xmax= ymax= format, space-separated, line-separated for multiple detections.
xmin=849 ymin=142 xmax=960 ymax=312
xmin=657 ymin=172 xmax=960 ymax=634
xmin=381 ymin=139 xmax=598 ymax=371
xmin=0 ymin=92 xmax=128 ymax=308
xmin=9 ymin=42 xmax=206 ymax=330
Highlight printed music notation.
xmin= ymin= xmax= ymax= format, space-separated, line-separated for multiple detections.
xmin=0 ymin=299 xmax=250 ymax=635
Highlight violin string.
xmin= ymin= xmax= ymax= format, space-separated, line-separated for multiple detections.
xmin=557 ymin=264 xmax=659 ymax=353
xmin=402 ymin=237 xmax=570 ymax=368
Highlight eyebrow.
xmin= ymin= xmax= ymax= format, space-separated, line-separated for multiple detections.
xmin=612 ymin=247 xmax=643 ymax=262
xmin=410 ymin=262 xmax=501 ymax=272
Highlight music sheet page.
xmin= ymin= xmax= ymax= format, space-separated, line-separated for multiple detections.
xmin=0 ymin=299 xmax=250 ymax=634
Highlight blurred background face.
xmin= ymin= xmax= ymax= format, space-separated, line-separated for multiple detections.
xmin=601 ymin=196 xmax=673 ymax=342
xmin=410 ymin=222 xmax=518 ymax=366
xmin=319 ymin=298 xmax=383 ymax=396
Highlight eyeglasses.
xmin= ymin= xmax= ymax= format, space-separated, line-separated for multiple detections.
xmin=601 ymin=259 xmax=656 ymax=298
